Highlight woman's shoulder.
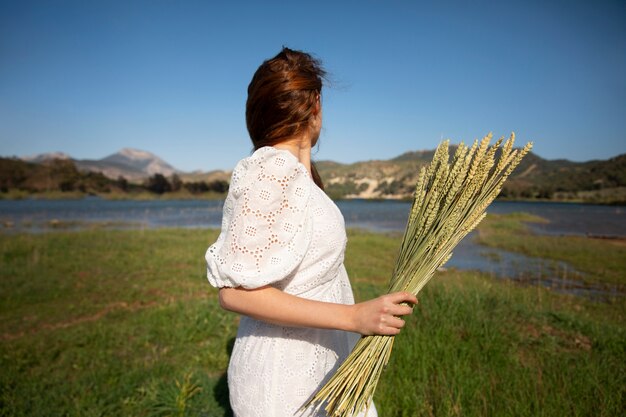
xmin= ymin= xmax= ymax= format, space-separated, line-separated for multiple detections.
xmin=230 ymin=146 xmax=310 ymax=193
xmin=206 ymin=146 xmax=316 ymax=289
xmin=240 ymin=146 xmax=307 ymax=174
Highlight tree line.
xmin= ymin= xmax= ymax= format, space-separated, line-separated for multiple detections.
xmin=0 ymin=158 xmax=229 ymax=196
xmin=142 ymin=173 xmax=228 ymax=195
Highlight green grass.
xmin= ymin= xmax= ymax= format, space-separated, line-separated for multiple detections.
xmin=1 ymin=218 xmax=624 ymax=416
xmin=377 ymin=272 xmax=625 ymax=416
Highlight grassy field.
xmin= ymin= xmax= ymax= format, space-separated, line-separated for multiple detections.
xmin=0 ymin=216 xmax=624 ymax=416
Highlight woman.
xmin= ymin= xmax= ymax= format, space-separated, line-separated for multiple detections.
xmin=205 ymin=47 xmax=417 ymax=417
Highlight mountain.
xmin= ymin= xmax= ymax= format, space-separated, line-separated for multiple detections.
xmin=22 ymin=152 xmax=72 ymax=163
xmin=22 ymin=148 xmax=180 ymax=181
xmin=76 ymin=148 xmax=180 ymax=181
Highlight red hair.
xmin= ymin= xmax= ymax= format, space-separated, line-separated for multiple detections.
xmin=246 ymin=47 xmax=326 ymax=189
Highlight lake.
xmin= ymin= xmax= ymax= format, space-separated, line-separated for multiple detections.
xmin=1 ymin=198 xmax=624 ymax=236
xmin=1 ymin=198 xmax=624 ymax=298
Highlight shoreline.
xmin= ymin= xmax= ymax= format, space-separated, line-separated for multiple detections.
xmin=1 ymin=191 xmax=625 ymax=206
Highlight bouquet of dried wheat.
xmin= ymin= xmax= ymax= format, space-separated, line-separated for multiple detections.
xmin=303 ymin=133 xmax=532 ymax=417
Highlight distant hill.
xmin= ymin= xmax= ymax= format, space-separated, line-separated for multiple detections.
xmin=87 ymin=148 xmax=179 ymax=180
xmin=8 ymin=146 xmax=626 ymax=204
xmin=21 ymin=148 xmax=180 ymax=181
xmin=17 ymin=148 xmax=232 ymax=186
xmin=317 ymin=149 xmax=626 ymax=203
xmin=22 ymin=152 xmax=72 ymax=163
xmin=0 ymin=157 xmax=114 ymax=194
xmin=0 ymin=155 xmax=229 ymax=197
xmin=177 ymin=169 xmax=231 ymax=185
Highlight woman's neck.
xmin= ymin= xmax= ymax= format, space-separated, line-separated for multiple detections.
xmin=272 ymin=138 xmax=312 ymax=175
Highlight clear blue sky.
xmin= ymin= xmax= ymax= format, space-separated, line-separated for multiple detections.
xmin=1 ymin=0 xmax=624 ymax=172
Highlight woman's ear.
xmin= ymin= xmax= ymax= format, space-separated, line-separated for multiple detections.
xmin=313 ymin=98 xmax=321 ymax=116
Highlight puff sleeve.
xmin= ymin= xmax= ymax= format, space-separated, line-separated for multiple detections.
xmin=205 ymin=147 xmax=313 ymax=289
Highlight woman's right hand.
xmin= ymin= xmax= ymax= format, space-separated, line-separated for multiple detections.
xmin=350 ymin=292 xmax=418 ymax=336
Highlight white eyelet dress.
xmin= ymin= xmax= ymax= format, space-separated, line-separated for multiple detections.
xmin=206 ymin=147 xmax=377 ymax=417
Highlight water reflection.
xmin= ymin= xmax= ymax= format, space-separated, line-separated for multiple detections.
xmin=446 ymin=231 xmax=617 ymax=300
xmin=0 ymin=197 xmax=225 ymax=231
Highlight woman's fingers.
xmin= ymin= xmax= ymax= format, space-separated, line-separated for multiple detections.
xmin=352 ymin=291 xmax=419 ymax=335
xmin=383 ymin=292 xmax=417 ymax=332
xmin=378 ymin=317 xmax=406 ymax=335
xmin=388 ymin=291 xmax=418 ymax=306
xmin=389 ymin=303 xmax=413 ymax=317
xmin=380 ymin=292 xmax=417 ymax=318
xmin=379 ymin=327 xmax=401 ymax=336
xmin=382 ymin=315 xmax=406 ymax=329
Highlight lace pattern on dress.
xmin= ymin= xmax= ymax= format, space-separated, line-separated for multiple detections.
xmin=206 ymin=147 xmax=313 ymax=289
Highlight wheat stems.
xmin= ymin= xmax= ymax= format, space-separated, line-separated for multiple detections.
xmin=303 ymin=133 xmax=532 ymax=417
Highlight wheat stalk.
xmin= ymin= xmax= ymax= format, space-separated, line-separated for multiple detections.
xmin=303 ymin=133 xmax=532 ymax=417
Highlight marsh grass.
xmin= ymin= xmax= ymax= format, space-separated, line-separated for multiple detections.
xmin=375 ymin=272 xmax=625 ymax=416
xmin=0 ymin=222 xmax=624 ymax=416
xmin=476 ymin=212 xmax=626 ymax=288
